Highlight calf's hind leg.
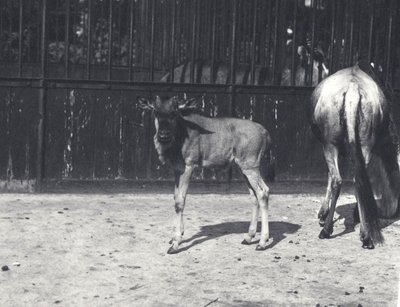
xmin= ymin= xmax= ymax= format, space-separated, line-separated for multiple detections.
xmin=242 ymin=168 xmax=270 ymax=251
xmin=241 ymin=176 xmax=259 ymax=245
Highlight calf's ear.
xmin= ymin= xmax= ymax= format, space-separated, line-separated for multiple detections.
xmin=137 ymin=97 xmax=155 ymax=110
xmin=178 ymin=97 xmax=198 ymax=110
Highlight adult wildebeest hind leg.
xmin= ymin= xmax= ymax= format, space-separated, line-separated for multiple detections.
xmin=318 ymin=144 xmax=342 ymax=238
xmin=310 ymin=65 xmax=396 ymax=249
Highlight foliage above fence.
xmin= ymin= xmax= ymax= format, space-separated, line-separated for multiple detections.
xmin=0 ymin=0 xmax=399 ymax=87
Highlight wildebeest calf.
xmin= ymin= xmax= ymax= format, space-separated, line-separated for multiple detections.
xmin=138 ymin=96 xmax=272 ymax=254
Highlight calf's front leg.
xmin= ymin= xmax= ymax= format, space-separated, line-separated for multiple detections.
xmin=168 ymin=165 xmax=193 ymax=254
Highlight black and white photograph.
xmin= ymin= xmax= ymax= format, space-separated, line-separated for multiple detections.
xmin=0 ymin=0 xmax=400 ymax=306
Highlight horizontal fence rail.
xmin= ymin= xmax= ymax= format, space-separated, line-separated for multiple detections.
xmin=0 ymin=0 xmax=399 ymax=191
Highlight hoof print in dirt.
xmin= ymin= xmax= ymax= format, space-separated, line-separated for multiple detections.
xmin=318 ymin=229 xmax=331 ymax=239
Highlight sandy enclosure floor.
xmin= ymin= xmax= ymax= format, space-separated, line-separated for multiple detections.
xmin=0 ymin=192 xmax=399 ymax=307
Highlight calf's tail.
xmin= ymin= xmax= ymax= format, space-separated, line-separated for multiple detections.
xmin=344 ymin=81 xmax=384 ymax=244
xmin=263 ymin=131 xmax=275 ymax=182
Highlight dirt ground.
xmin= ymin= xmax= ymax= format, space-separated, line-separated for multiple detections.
xmin=0 ymin=186 xmax=399 ymax=306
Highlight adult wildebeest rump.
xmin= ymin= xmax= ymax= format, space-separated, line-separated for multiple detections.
xmin=310 ymin=65 xmax=400 ymax=249
xmin=138 ymin=96 xmax=272 ymax=254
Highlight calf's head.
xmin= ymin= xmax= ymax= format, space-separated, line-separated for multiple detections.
xmin=138 ymin=96 xmax=198 ymax=145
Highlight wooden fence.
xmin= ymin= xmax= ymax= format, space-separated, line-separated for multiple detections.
xmin=0 ymin=0 xmax=399 ymax=191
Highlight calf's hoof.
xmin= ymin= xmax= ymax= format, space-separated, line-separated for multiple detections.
xmin=241 ymin=238 xmax=252 ymax=245
xmin=319 ymin=228 xmax=331 ymax=239
xmin=167 ymin=245 xmax=179 ymax=254
xmin=255 ymin=239 xmax=269 ymax=251
xmin=361 ymin=238 xmax=374 ymax=250
xmin=255 ymin=244 xmax=268 ymax=251
xmin=169 ymin=232 xmax=184 ymax=245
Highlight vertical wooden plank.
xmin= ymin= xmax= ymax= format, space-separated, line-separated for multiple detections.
xmin=107 ymin=0 xmax=113 ymax=80
xmin=37 ymin=0 xmax=47 ymax=191
xmin=348 ymin=0 xmax=355 ymax=66
xmin=169 ymin=0 xmax=176 ymax=82
xmin=271 ymin=0 xmax=279 ymax=84
xmin=229 ymin=0 xmax=238 ymax=87
xmin=384 ymin=0 xmax=394 ymax=83
xmin=128 ymin=0 xmax=135 ymax=81
xmin=308 ymin=0 xmax=317 ymax=85
xmin=290 ymin=0 xmax=298 ymax=86
xmin=389 ymin=0 xmax=398 ymax=86
xmin=6 ymin=88 xmax=13 ymax=182
xmin=65 ymin=0 xmax=70 ymax=78
xmin=149 ymin=0 xmax=155 ymax=81
xmin=250 ymin=0 xmax=258 ymax=85
xmin=0 ymin=0 xmax=3 ymax=61
xmin=86 ymin=0 xmax=92 ymax=79
xmin=18 ymin=0 xmax=23 ymax=77
xmin=328 ymin=0 xmax=336 ymax=73
xmin=117 ymin=91 xmax=125 ymax=178
xmin=367 ymin=0 xmax=377 ymax=66
xmin=91 ymin=92 xmax=97 ymax=178
xmin=189 ymin=0 xmax=197 ymax=83
xmin=210 ymin=0 xmax=217 ymax=83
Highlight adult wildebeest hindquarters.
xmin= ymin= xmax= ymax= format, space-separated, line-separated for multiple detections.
xmin=310 ymin=65 xmax=400 ymax=249
xmin=138 ymin=96 xmax=272 ymax=254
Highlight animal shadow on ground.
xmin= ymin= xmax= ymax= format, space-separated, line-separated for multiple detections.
xmin=176 ymin=221 xmax=301 ymax=253
xmin=330 ymin=202 xmax=358 ymax=239
xmin=332 ymin=202 xmax=399 ymax=239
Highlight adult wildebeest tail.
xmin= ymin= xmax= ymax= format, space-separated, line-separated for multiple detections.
xmin=344 ymin=81 xmax=384 ymax=244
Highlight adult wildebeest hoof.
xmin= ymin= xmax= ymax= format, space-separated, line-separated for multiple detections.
xmin=362 ymin=238 xmax=374 ymax=249
xmin=319 ymin=229 xmax=331 ymax=239
xmin=167 ymin=246 xmax=179 ymax=254
xmin=255 ymin=244 xmax=268 ymax=251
